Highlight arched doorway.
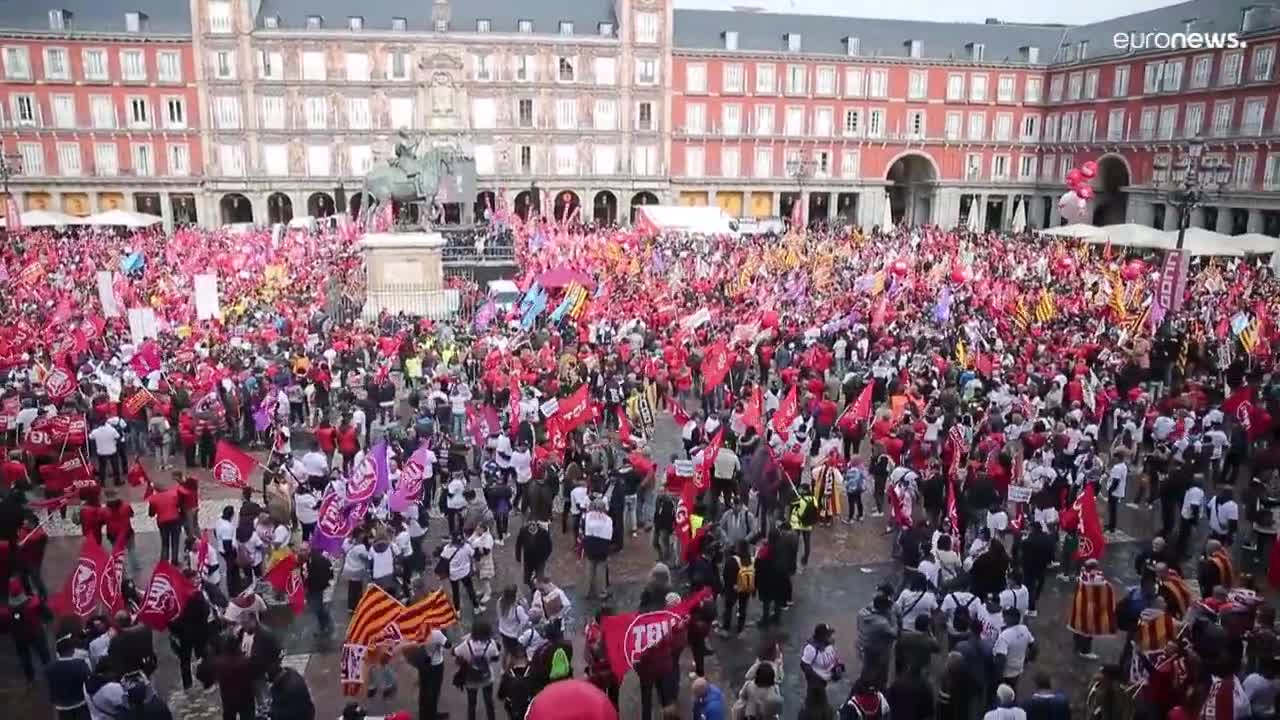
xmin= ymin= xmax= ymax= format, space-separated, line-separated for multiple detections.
xmin=807 ymin=193 xmax=830 ymax=227
xmin=514 ymin=191 xmax=534 ymax=221
xmin=307 ymin=192 xmax=335 ymax=218
xmin=220 ymin=193 xmax=253 ymax=225
xmin=267 ymin=192 xmax=293 ymax=225
xmin=1092 ymin=154 xmax=1131 ymax=226
xmin=553 ymin=190 xmax=580 ymax=223
xmin=475 ymin=191 xmax=496 ymax=223
xmin=884 ymin=152 xmax=938 ymax=226
xmin=630 ymin=191 xmax=658 ymax=223
xmin=593 ymin=191 xmax=617 ymax=226
xmin=349 ymin=192 xmax=374 ymax=220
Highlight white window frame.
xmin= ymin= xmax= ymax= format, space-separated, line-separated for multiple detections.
xmin=1024 ymin=77 xmax=1042 ymax=104
xmin=1190 ymin=55 xmax=1213 ymax=89
xmin=1252 ymin=45 xmax=1275 ymax=82
xmin=3 ymin=46 xmax=32 ymax=81
xmin=167 ymin=144 xmax=190 ymax=176
xmin=1219 ymin=51 xmax=1243 ymax=86
xmin=56 ymin=142 xmax=81 ymax=176
xmin=157 ymin=51 xmax=182 ymax=82
xmin=756 ymin=64 xmax=776 ymax=94
xmin=908 ymin=70 xmax=927 ymax=100
xmin=43 ymin=47 xmax=70 ymax=81
xmin=82 ymin=49 xmax=108 ymax=81
xmin=120 ymin=49 xmax=146 ymax=82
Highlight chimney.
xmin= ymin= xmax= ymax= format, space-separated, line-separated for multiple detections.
xmin=1242 ymin=6 xmax=1279 ymax=32
xmin=844 ymin=36 xmax=860 ymax=56
xmin=1076 ymin=40 xmax=1088 ymax=59
xmin=905 ymin=39 xmax=922 ymax=58
xmin=984 ymin=17 xmax=1000 ymax=24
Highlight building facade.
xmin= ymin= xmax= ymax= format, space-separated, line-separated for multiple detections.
xmin=192 ymin=0 xmax=673 ymax=228
xmin=0 ymin=2 xmax=203 ymax=227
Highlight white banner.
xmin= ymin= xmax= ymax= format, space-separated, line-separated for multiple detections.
xmin=97 ymin=271 xmax=120 ymax=318
xmin=193 ymin=274 xmax=220 ymax=320
xmin=127 ymin=308 xmax=159 ymax=345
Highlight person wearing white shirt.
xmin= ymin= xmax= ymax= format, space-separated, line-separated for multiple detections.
xmin=440 ymin=535 xmax=482 ymax=611
xmin=1177 ymin=481 xmax=1207 ymax=558
xmin=993 ymin=609 xmax=1036 ymax=689
xmin=569 ymin=483 xmax=590 ymax=536
xmin=530 ymin=577 xmax=571 ymax=629
xmin=999 ymin=576 xmax=1030 ymax=614
xmin=1106 ymin=460 xmax=1128 ymax=532
xmin=509 ymin=447 xmax=533 ymax=512
xmin=403 ymin=627 xmax=450 ymax=720
xmin=940 ymin=589 xmax=980 ymax=643
xmin=301 ymin=447 xmax=329 ymax=483
xmin=496 ymin=589 xmax=530 ymax=653
xmin=341 ymin=536 xmax=372 ymax=612
xmin=445 ymin=474 xmax=467 ymax=536
xmin=1207 ymin=488 xmax=1240 ymax=546
xmin=295 ymin=488 xmax=320 ymax=541
xmin=89 ymin=422 xmax=124 ymax=486
xmin=1152 ymin=415 xmax=1175 ymax=441
xmin=582 ymin=501 xmax=614 ymax=600
xmin=894 ymin=578 xmax=938 ymax=628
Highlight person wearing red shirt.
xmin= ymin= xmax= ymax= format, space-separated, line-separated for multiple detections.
xmin=148 ymin=481 xmax=184 ymax=564
xmin=77 ymin=491 xmax=105 ymax=545
xmin=337 ymin=419 xmax=361 ymax=475
xmin=103 ymin=490 xmax=142 ymax=577
xmin=882 ymin=434 xmax=906 ymax=464
xmin=36 ymin=462 xmax=72 ymax=520
xmin=178 ymin=473 xmax=200 ymax=540
xmin=17 ymin=516 xmax=49 ymax=599
xmin=178 ymin=410 xmax=197 ymax=468
xmin=314 ymin=419 xmax=338 ymax=460
xmin=1 ymin=451 xmax=29 ymax=489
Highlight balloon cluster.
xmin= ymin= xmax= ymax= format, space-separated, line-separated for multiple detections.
xmin=1057 ymin=160 xmax=1099 ymax=224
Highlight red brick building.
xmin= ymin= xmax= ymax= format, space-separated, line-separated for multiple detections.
xmin=0 ymin=2 xmax=203 ymax=228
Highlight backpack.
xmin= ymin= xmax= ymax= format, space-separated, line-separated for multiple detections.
xmin=734 ymin=557 xmax=756 ymax=594
xmin=548 ymin=646 xmax=572 ymax=681
xmin=465 ymin=640 xmax=495 ymax=684
xmin=841 ymin=694 xmax=884 ymax=720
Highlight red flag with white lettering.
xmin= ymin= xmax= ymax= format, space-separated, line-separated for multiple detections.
xmin=50 ymin=537 xmax=109 ymax=619
xmin=771 ymin=385 xmax=799 ymax=435
xmin=601 ymin=587 xmax=711 ymax=679
xmin=136 ymin=560 xmax=195 ymax=630
xmin=555 ymin=384 xmax=592 ymax=433
xmin=263 ymin=552 xmax=305 ymax=614
xmin=701 ymin=340 xmax=731 ymax=391
xmin=211 ymin=440 xmax=256 ymax=489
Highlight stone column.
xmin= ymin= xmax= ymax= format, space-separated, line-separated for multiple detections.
xmin=121 ymin=191 xmax=135 ymax=213
xmin=1248 ymin=209 xmax=1265 ymax=234
xmin=1164 ymin=205 xmax=1181 ymax=231
xmin=771 ymin=191 xmax=780 ymax=218
xmin=1189 ymin=207 xmax=1205 ymax=230
xmin=1215 ymin=206 xmax=1233 ymax=234
xmin=1127 ymin=198 xmax=1155 ymax=226
xmin=160 ymin=192 xmax=175 ymax=232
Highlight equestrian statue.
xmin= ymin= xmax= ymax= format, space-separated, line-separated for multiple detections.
xmin=358 ymin=130 xmax=458 ymax=230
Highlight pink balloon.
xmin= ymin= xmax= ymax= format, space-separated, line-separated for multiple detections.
xmin=1075 ymin=185 xmax=1095 ymax=200
xmin=1058 ymin=191 xmax=1089 ymax=223
xmin=1066 ymin=168 xmax=1084 ymax=186
xmin=1121 ymin=264 xmax=1141 ymax=281
xmin=891 ymin=259 xmax=909 ymax=276
xmin=950 ymin=268 xmax=970 ymax=284
xmin=1081 ymin=161 xmax=1099 ymax=179
xmin=1056 ymin=255 xmax=1075 ymax=273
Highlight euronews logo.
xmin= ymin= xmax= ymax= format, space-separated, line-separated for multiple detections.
xmin=1113 ymin=31 xmax=1247 ymax=51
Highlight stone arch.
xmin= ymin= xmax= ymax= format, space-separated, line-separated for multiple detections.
xmin=220 ymin=193 xmax=253 ymax=225
xmin=1092 ymin=153 xmax=1132 ymax=226
xmin=267 ymin=192 xmax=293 ymax=225
xmin=593 ymin=190 xmax=618 ymax=226
xmin=884 ymin=151 xmax=939 ymax=226
xmin=307 ymin=192 xmax=335 ymax=218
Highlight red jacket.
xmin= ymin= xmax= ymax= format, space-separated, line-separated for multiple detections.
xmin=178 ymin=411 xmax=197 ymax=446
xmin=104 ymin=502 xmax=135 ymax=539
xmin=0 ymin=460 xmax=27 ymax=489
xmin=315 ymin=426 xmax=337 ymax=454
xmin=79 ymin=504 xmax=106 ymax=541
xmin=148 ymin=487 xmax=183 ymax=524
xmin=337 ymin=426 xmax=360 ymax=454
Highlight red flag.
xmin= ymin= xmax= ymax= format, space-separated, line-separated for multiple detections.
xmin=123 ymin=388 xmax=155 ymax=416
xmin=136 ymin=560 xmax=195 ymax=630
xmin=467 ymin=405 xmax=500 ymax=448
xmin=846 ymin=383 xmax=874 ymax=426
xmin=1073 ymin=484 xmax=1107 ymax=562
xmin=617 ymin=407 xmax=633 ymax=445
xmin=100 ymin=538 xmax=127 ymax=614
xmin=507 ymin=379 xmax=522 ymax=434
xmin=4 ymin=195 xmax=20 ymax=232
xmin=130 ymin=341 xmax=162 ymax=376
xmin=263 ymin=552 xmax=305 ymax=614
xmin=789 ymin=196 xmax=803 ymax=229
xmin=771 ymin=385 xmax=799 ymax=435
xmin=555 ymin=384 xmax=592 ymax=433
xmin=50 ymin=537 xmax=109 ymax=618
xmin=1222 ymin=385 xmax=1256 ymax=431
xmin=694 ymin=429 xmax=722 ymax=492
xmin=675 ymin=478 xmax=708 ymax=563
xmin=17 ymin=261 xmax=45 ymax=286
xmin=669 ymin=398 xmax=691 ymax=427
xmin=701 ymin=340 xmax=731 ymax=391
xmin=211 ymin=440 xmax=256 ymax=489
xmin=975 ymin=353 xmax=994 ymax=377
xmin=742 ymin=386 xmax=763 ymax=434
xmin=543 ymin=416 xmax=568 ymax=455
xmin=600 ymin=587 xmax=712 ymax=679
xmin=43 ymin=365 xmax=77 ymax=403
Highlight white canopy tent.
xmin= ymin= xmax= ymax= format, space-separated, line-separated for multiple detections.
xmin=1079 ymin=225 xmax=1245 ymax=257
xmin=1010 ymin=198 xmax=1027 ymax=233
xmin=881 ymin=192 xmax=894 ymax=230
xmin=20 ymin=210 xmax=84 ymax=227
xmin=635 ymin=205 xmax=739 ymax=235
xmin=1040 ymin=223 xmax=1105 ymax=239
xmin=84 ymin=209 xmax=162 ymax=227
xmin=1225 ymin=233 xmax=1280 ymax=256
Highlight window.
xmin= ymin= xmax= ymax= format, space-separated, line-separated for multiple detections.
xmin=1061 ymin=112 xmax=1076 ymax=142
xmin=165 ymin=97 xmax=186 ymax=129
xmin=969 ymin=74 xmax=987 ymax=102
xmin=471 ymin=98 xmax=495 ymax=129
xmin=347 ymin=97 xmax=370 ymax=129
xmin=755 ymin=105 xmax=774 ymax=135
xmin=518 ymin=20 xmax=533 ymax=33
xmin=475 ymin=19 xmax=490 ymax=33
xmin=43 ymin=48 xmax=69 ymax=80
xmin=559 ymin=21 xmax=574 ymax=35
xmin=1067 ymin=72 xmax=1082 ymax=101
xmin=1080 ymin=110 xmax=1096 ymax=141
xmin=17 ymin=143 xmax=42 ymax=175
xmin=218 ymin=143 xmax=245 ymax=176
xmin=685 ymin=63 xmax=706 ymax=92
xmin=907 ymin=110 xmax=925 ymax=139
xmin=591 ymin=144 xmax=615 ymax=175
xmin=994 ymin=113 xmax=1012 ymax=141
xmin=262 ymin=144 xmax=288 ymax=176
xmin=685 ymin=147 xmax=704 ymax=177
xmin=636 ymin=12 xmax=659 ymax=43
xmin=555 ymin=145 xmax=576 ymax=175
xmin=211 ymin=50 xmax=234 ymax=80
xmin=946 ymin=74 xmax=965 ymax=101
xmin=90 ymin=96 xmax=115 ymax=128
xmin=258 ymin=50 xmax=282 ymax=80
xmin=868 ymin=70 xmax=887 ymax=98
xmin=1143 ymin=62 xmax=1163 ymax=93
xmin=725 ymin=32 xmax=739 ymax=50
xmin=1019 ymin=155 xmax=1037 ymax=180
xmin=82 ymin=49 xmax=107 ymax=80
xmin=841 ymin=150 xmax=859 ymax=179
xmin=965 ymin=153 xmax=982 ymax=180
xmin=1211 ymin=100 xmax=1233 ymax=137
xmin=787 ymin=33 xmax=802 ymax=52
xmin=844 ymin=68 xmax=865 ymax=97
xmin=262 ymin=15 xmax=278 ymax=29
xmin=433 ymin=19 xmax=448 ymax=32
xmin=868 ymin=108 xmax=885 ymax=138
xmin=1253 ymin=45 xmax=1274 ymax=81
xmin=992 ymin=155 xmax=1009 ymax=180
xmin=756 ymin=64 xmax=776 ymax=94
xmin=1163 ymin=60 xmax=1183 ymax=91
xmin=970 ymin=43 xmax=986 ymax=61
xmin=595 ymin=99 xmax=617 ymax=130
xmin=813 ymin=150 xmax=831 ymax=178
xmin=1158 ymin=106 xmax=1177 ymax=140
xmin=95 ymin=143 xmax=118 ymax=176
xmin=556 ymin=97 xmax=577 ymax=129
xmin=346 ymin=52 xmax=370 ymax=81
xmin=814 ymin=106 xmax=833 ymax=136
xmin=595 ymin=57 xmax=616 ymax=85
xmin=723 ymin=104 xmax=743 ymax=135
xmin=1111 ymin=66 xmax=1130 ymax=97
xmin=754 ymin=147 xmax=772 ymax=178
xmin=908 ymin=71 xmax=927 ymax=100
xmin=907 ymin=40 xmax=923 ymax=59
xmin=520 ymin=146 xmax=533 ymax=173
xmin=1107 ymin=108 xmax=1125 ymax=141
xmin=945 ymin=112 xmax=961 ymax=140
xmin=637 ymin=101 xmax=653 ymax=131
xmin=1020 ymin=114 xmax=1039 ymax=141
xmin=121 ymin=50 xmax=146 ymax=81
xmin=3 ymin=47 xmax=31 ymax=80
xmin=635 ymin=59 xmax=657 ymax=85
xmin=1190 ymin=55 xmax=1212 ymax=88
xmin=208 ymin=1 xmax=232 ymax=33
xmin=686 ymin=103 xmax=705 ymax=134
xmin=1183 ymin=103 xmax=1204 ymax=138
xmin=1024 ymin=77 xmax=1042 ymax=103
xmin=721 ymin=147 xmax=739 ymax=178
xmin=302 ymin=51 xmax=326 ymax=81
xmin=1041 ymin=155 xmax=1056 ymax=181
xmin=598 ymin=22 xmax=614 ymax=37
xmin=127 ymin=97 xmax=149 ymax=128
xmin=1049 ymin=75 xmax=1063 ymax=102
xmin=517 ymin=99 xmax=534 ymax=128
xmin=1234 ymin=153 xmax=1256 ymax=189
xmin=1220 ymin=52 xmax=1243 ymax=86
xmin=306 ymin=145 xmax=331 ymax=176
xmin=349 ymin=145 xmax=372 ymax=176
xmin=558 ymin=56 xmax=575 ymax=82
xmin=816 ymin=66 xmax=837 ymax=96
xmin=131 ymin=143 xmax=153 ymax=176
xmin=387 ymin=50 xmax=410 ymax=81
xmin=157 ymin=52 xmax=181 ymax=82
xmin=260 ymin=96 xmax=285 ymax=129
xmin=1266 ymin=154 xmax=1280 ymax=189
xmin=786 ymin=65 xmax=806 ymax=95
xmin=167 ymin=144 xmax=190 ymax=176
xmin=967 ymin=112 xmax=985 ymax=141
xmin=49 ymin=9 xmax=67 ymax=30
xmin=1243 ymin=98 xmax=1266 ymax=135
xmin=723 ymin=64 xmax=745 ymax=93
xmin=843 ymin=108 xmax=861 ymax=137
xmin=304 ymin=96 xmax=327 ymax=129
xmin=997 ymin=75 xmax=1015 ymax=102
xmin=57 ymin=143 xmax=81 ymax=176
xmin=471 ymin=53 xmax=494 ymax=82
xmin=1044 ymin=114 xmax=1058 ymax=142
xmin=1084 ymin=70 xmax=1099 ymax=99
xmin=125 ymin=12 xmax=144 ymax=33
xmin=50 ymin=95 xmax=75 ymax=128
xmin=784 ymin=106 xmax=804 ymax=136
xmin=1139 ymin=107 xmax=1157 ymax=140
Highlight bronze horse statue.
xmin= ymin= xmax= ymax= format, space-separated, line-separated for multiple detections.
xmin=358 ymin=139 xmax=457 ymax=230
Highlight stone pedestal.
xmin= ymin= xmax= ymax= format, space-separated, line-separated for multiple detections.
xmin=360 ymin=231 xmax=459 ymax=319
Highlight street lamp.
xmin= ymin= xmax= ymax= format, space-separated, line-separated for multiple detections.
xmin=785 ymin=156 xmax=815 ymax=223
xmin=1151 ymin=135 xmax=1232 ymax=249
xmin=0 ymin=151 xmax=20 ymax=195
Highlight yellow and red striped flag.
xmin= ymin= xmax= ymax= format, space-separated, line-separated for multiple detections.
xmin=1034 ymin=288 xmax=1055 ymax=324
xmin=394 ymin=590 xmax=458 ymax=642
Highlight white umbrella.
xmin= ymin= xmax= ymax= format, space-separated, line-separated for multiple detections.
xmin=1040 ymin=223 xmax=1104 ymax=239
xmin=881 ymin=192 xmax=894 ymax=229
xmin=967 ymin=198 xmax=983 ymax=233
xmin=84 ymin=209 xmax=162 ymax=228
xmin=1010 ymin=197 xmax=1027 ymax=233
xmin=1222 ymin=232 xmax=1280 ymax=256
xmin=20 ymin=209 xmax=84 ymax=227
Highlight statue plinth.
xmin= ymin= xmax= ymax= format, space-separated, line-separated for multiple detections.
xmin=359 ymin=231 xmax=459 ymax=319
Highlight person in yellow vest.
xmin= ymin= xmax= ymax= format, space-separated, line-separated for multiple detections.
xmin=788 ymin=483 xmax=819 ymax=571
xmin=1067 ymin=558 xmax=1118 ymax=660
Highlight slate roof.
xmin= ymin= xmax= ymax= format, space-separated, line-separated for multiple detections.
xmin=0 ymin=0 xmax=190 ymax=34
xmin=254 ymin=0 xmax=619 ymax=36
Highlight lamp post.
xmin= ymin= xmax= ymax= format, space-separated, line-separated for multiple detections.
xmin=1150 ymin=135 xmax=1232 ymax=249
xmin=785 ymin=156 xmax=815 ymax=224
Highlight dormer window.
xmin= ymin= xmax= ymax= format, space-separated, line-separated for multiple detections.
xmin=1076 ymin=40 xmax=1088 ymax=59
xmin=391 ymin=17 xmax=407 ymax=31
xmin=263 ymin=15 xmax=279 ymax=29
xmin=724 ymin=31 xmax=739 ymax=50
xmin=518 ymin=19 xmax=533 ymax=33
xmin=48 ymin=9 xmax=68 ymax=30
xmin=434 ymin=19 xmax=448 ymax=32
xmin=306 ymin=15 xmax=322 ymax=29
xmin=598 ymin=22 xmax=614 ymax=36
xmin=348 ymin=16 xmax=363 ymax=31
xmin=125 ymin=12 xmax=146 ymax=33
xmin=906 ymin=39 xmax=922 ymax=58
xmin=786 ymin=33 xmax=802 ymax=52
xmin=476 ymin=19 xmax=491 ymax=32
xmin=967 ymin=42 xmax=985 ymax=61
xmin=1022 ymin=45 xmax=1039 ymax=63
xmin=845 ymin=36 xmax=860 ymax=56
xmin=559 ymin=21 xmax=574 ymax=35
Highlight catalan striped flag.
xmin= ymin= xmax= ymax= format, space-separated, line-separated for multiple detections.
xmin=1125 ymin=301 xmax=1152 ymax=336
xmin=1034 ymin=288 xmax=1055 ymax=324
xmin=395 ymin=590 xmax=458 ymax=641
xmin=1240 ymin=316 xmax=1262 ymax=354
xmin=1135 ymin=609 xmax=1176 ymax=652
xmin=1013 ymin=298 xmax=1031 ymax=333
xmin=1108 ymin=276 xmax=1127 ymax=322
xmin=1159 ymin=576 xmax=1195 ymax=619
xmin=342 ymin=585 xmax=406 ymax=696
xmin=955 ymin=339 xmax=969 ymax=369
xmin=869 ymin=270 xmax=886 ymax=297
xmin=564 ymin=282 xmax=591 ymax=319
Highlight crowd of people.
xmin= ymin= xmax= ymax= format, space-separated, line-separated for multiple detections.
xmin=0 ymin=211 xmax=1278 ymax=720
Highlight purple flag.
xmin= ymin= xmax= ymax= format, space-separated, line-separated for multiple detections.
xmin=345 ymin=441 xmax=390 ymax=504
xmin=933 ymin=286 xmax=953 ymax=324
xmin=388 ymin=446 xmax=430 ymax=513
xmin=252 ymin=407 xmax=272 ymax=432
xmin=473 ymin=300 xmax=496 ymax=331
